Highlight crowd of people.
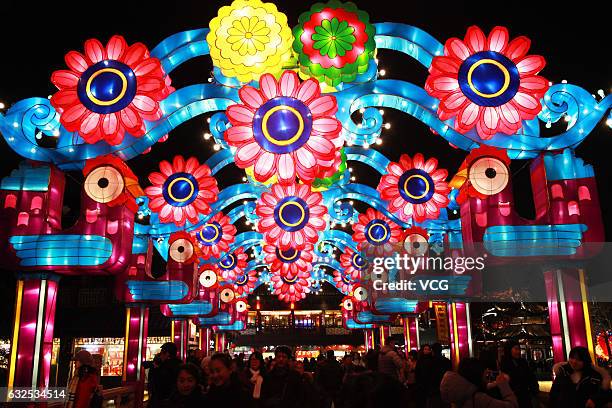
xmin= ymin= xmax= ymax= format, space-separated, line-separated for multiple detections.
xmin=64 ymin=338 xmax=612 ymax=408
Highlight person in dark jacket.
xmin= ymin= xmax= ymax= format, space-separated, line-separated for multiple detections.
xmin=340 ymin=370 xmax=411 ymax=408
xmin=415 ymin=344 xmax=435 ymax=408
xmin=147 ymin=342 xmax=182 ymax=408
xmin=316 ymin=350 xmax=344 ymax=408
xmin=499 ymin=341 xmax=539 ymax=408
xmin=260 ymin=346 xmax=309 ymax=408
xmin=162 ymin=363 xmax=206 ymax=408
xmin=549 ymin=346 xmax=607 ymax=408
xmin=206 ymin=353 xmax=253 ymax=407
xmin=378 ymin=337 xmax=404 ymax=381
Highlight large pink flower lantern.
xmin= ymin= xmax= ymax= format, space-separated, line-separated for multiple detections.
xmin=225 ymin=70 xmax=343 ymax=184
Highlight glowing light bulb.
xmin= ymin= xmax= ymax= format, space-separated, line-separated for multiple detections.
xmin=213 ymin=144 xmax=221 ymax=151
xmin=375 ymin=138 xmax=382 ymax=145
xmin=0 ymin=102 xmax=5 ymax=109
xmin=384 ymin=123 xmax=391 ymax=129
xmin=379 ymin=69 xmax=386 ymax=76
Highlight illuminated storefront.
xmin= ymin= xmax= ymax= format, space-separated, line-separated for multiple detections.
xmin=57 ymin=336 xmax=171 ymax=377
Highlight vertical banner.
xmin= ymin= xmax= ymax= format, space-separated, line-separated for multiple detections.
xmin=433 ymin=302 xmax=450 ymax=344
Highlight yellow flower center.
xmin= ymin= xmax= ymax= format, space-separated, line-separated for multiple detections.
xmin=245 ymin=32 xmax=253 ymax=39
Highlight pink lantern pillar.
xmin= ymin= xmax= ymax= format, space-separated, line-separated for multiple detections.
xmin=172 ymin=320 xmax=189 ymax=361
xmin=448 ymin=302 xmax=471 ymax=369
xmin=214 ymin=332 xmax=226 ymax=352
xmin=122 ymin=305 xmax=149 ymax=404
xmin=403 ymin=317 xmax=419 ymax=355
xmin=363 ymin=329 xmax=374 ymax=351
xmin=199 ymin=328 xmax=212 ymax=356
xmin=544 ymin=268 xmax=595 ymax=363
xmin=8 ymin=275 xmax=58 ymax=388
xmin=379 ymin=326 xmax=391 ymax=347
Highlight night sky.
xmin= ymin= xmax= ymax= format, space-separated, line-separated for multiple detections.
xmin=0 ymin=0 xmax=610 ymax=236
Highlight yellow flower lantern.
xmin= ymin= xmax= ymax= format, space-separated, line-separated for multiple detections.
xmin=207 ymin=0 xmax=294 ymax=82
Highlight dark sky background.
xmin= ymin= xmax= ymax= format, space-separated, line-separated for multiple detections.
xmin=0 ymin=0 xmax=610 ymax=234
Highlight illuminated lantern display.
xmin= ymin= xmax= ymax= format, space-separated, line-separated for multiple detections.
xmin=232 ymin=269 xmax=258 ymax=296
xmin=263 ymin=243 xmax=315 ymax=277
xmin=270 ymin=268 xmax=311 ymax=302
xmin=402 ymin=226 xmax=430 ymax=257
xmin=333 ymin=269 xmax=356 ymax=294
xmin=207 ymin=0 xmax=293 ymax=82
xmin=116 ymin=232 xmax=199 ymax=304
xmin=377 ymin=153 xmax=450 ymax=222
xmin=215 ymin=247 xmax=248 ymax=281
xmin=339 ymin=247 xmax=367 ymax=280
xmin=195 ymin=212 xmax=237 ymax=260
xmin=145 ymin=155 xmax=219 ymax=226
xmin=456 ymin=145 xmax=604 ymax=253
xmin=50 ymin=35 xmax=173 ymax=145
xmin=225 ymin=70 xmax=343 ymax=184
xmin=293 ymin=1 xmax=376 ymax=86
xmin=0 ymin=0 xmax=609 ymax=393
xmin=426 ymin=26 xmax=549 ymax=139
xmin=256 ymin=183 xmax=327 ymax=249
xmin=352 ymin=208 xmax=403 ymax=257
xmin=3 ymin=155 xmax=140 ymax=275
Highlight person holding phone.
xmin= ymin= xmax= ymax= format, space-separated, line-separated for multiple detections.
xmin=440 ymin=357 xmax=518 ymax=408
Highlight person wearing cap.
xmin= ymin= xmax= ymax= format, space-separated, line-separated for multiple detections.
xmin=260 ymin=346 xmax=313 ymax=408
xmin=148 ymin=342 xmax=181 ymax=408
xmin=65 ymin=349 xmax=100 ymax=408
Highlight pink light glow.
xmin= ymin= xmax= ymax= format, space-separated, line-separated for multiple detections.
xmin=578 ymin=186 xmax=591 ymax=201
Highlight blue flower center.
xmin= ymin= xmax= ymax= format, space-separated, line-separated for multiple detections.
xmin=276 ymin=247 xmax=301 ymax=263
xmin=274 ymin=196 xmax=310 ymax=232
xmin=162 ymin=172 xmax=198 ymax=207
xmin=196 ymin=222 xmax=222 ymax=246
xmin=364 ymin=219 xmax=391 ymax=245
xmin=281 ymin=274 xmax=299 ymax=284
xmin=219 ymin=254 xmax=236 ymax=270
xmin=235 ymin=274 xmax=248 ymax=285
xmin=398 ymin=168 xmax=434 ymax=204
xmin=341 ymin=273 xmax=352 ymax=284
xmin=351 ymin=253 xmax=366 ymax=270
xmin=458 ymin=51 xmax=520 ymax=107
xmin=253 ymin=97 xmax=313 ymax=154
xmin=77 ymin=60 xmax=137 ymax=114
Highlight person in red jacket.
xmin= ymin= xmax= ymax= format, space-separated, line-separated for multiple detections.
xmin=65 ymin=349 xmax=100 ymax=408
